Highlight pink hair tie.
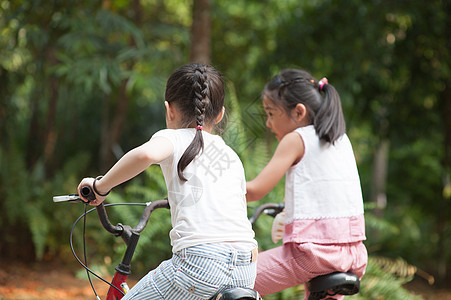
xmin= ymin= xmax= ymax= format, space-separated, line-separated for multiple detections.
xmin=196 ymin=125 xmax=203 ymax=131
xmin=318 ymin=77 xmax=328 ymax=91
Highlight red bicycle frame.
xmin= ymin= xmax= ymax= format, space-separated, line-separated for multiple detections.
xmin=107 ymin=272 xmax=129 ymax=300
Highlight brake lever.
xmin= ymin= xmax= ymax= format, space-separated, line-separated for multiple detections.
xmin=53 ymin=186 xmax=96 ymax=204
xmin=53 ymin=194 xmax=86 ymax=203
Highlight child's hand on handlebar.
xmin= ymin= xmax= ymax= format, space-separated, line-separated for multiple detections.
xmin=271 ymin=210 xmax=285 ymax=243
xmin=88 ymin=197 xmax=105 ymax=206
xmin=78 ymin=177 xmax=106 ymax=206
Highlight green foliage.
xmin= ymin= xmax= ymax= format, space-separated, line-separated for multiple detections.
xmin=357 ymin=256 xmax=423 ymax=300
xmin=1 ymin=0 xmax=450 ymax=295
xmin=0 ymin=143 xmax=92 ymax=260
xmin=222 ymin=81 xmax=250 ymax=159
xmin=55 ymin=8 xmax=146 ymax=95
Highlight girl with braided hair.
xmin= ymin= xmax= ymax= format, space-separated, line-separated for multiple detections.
xmin=246 ymin=69 xmax=367 ymax=299
xmin=78 ymin=63 xmax=257 ymax=299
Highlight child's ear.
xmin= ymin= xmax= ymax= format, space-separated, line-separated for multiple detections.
xmin=165 ymin=101 xmax=176 ymax=121
xmin=294 ymin=103 xmax=307 ymax=121
xmin=215 ymin=106 xmax=225 ymax=124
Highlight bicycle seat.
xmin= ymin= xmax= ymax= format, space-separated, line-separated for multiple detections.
xmin=210 ymin=287 xmax=262 ymax=300
xmin=307 ymin=272 xmax=360 ymax=300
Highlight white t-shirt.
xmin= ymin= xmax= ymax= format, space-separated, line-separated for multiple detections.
xmin=152 ymin=128 xmax=257 ymax=253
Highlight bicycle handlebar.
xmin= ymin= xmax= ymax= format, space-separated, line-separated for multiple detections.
xmin=249 ymin=202 xmax=284 ymax=225
xmin=52 ymin=185 xmax=95 ymax=203
xmin=95 ymin=199 xmax=170 ymax=245
xmin=53 ymin=186 xmax=170 ymax=245
xmin=133 ymin=200 xmax=171 ymax=232
xmin=54 ymin=186 xmax=282 ymax=241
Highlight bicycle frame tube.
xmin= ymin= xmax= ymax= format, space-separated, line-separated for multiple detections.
xmin=107 ymin=272 xmax=129 ymax=300
xmin=106 ymin=231 xmax=140 ymax=299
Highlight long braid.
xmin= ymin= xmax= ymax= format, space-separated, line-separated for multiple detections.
xmin=177 ymin=67 xmax=209 ymax=181
xmin=193 ymin=66 xmax=210 ymax=128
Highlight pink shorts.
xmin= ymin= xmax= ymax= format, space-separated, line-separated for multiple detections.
xmin=254 ymin=241 xmax=367 ymax=299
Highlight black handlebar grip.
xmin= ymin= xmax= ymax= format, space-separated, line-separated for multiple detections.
xmin=80 ymin=185 xmax=96 ymax=202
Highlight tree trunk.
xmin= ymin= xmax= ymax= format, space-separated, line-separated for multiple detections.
xmin=0 ymin=67 xmax=9 ymax=140
xmin=436 ymin=82 xmax=451 ymax=287
xmin=104 ymin=79 xmax=130 ymax=169
xmin=370 ymin=138 xmax=389 ymax=216
xmin=190 ymin=0 xmax=211 ymax=64
xmin=43 ymin=48 xmax=59 ymax=175
xmin=99 ymin=0 xmax=142 ymax=171
xmin=100 ymin=94 xmax=111 ymax=172
xmin=435 ymin=2 xmax=451 ymax=286
xmin=25 ymin=84 xmax=43 ymax=169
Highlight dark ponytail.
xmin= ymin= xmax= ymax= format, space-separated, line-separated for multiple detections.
xmin=263 ymin=69 xmax=345 ymax=144
xmin=165 ymin=63 xmax=225 ymax=181
xmin=313 ymin=81 xmax=346 ymax=143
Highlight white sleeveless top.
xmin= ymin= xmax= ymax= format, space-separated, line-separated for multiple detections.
xmin=283 ymin=126 xmax=366 ymax=244
xmin=152 ymin=129 xmax=257 ymax=253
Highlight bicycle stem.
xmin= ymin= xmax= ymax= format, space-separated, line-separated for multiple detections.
xmin=116 ymin=231 xmax=140 ymax=275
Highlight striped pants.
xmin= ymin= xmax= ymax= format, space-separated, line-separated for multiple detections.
xmin=122 ymin=244 xmax=257 ymax=299
xmin=254 ymin=241 xmax=367 ymax=299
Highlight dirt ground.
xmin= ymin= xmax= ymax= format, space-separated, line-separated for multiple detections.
xmin=0 ymin=261 xmax=450 ymax=300
xmin=0 ymin=261 xmax=139 ymax=300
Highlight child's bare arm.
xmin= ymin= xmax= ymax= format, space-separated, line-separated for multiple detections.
xmin=78 ymin=136 xmax=173 ymax=205
xmin=246 ymin=132 xmax=304 ymax=202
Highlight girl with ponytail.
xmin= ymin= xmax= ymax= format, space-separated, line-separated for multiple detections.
xmin=246 ymin=69 xmax=367 ymax=299
xmin=78 ymin=63 xmax=257 ymax=299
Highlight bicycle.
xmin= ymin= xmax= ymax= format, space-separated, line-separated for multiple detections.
xmin=54 ymin=188 xmax=359 ymax=300
xmin=53 ymin=186 xmax=261 ymax=300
